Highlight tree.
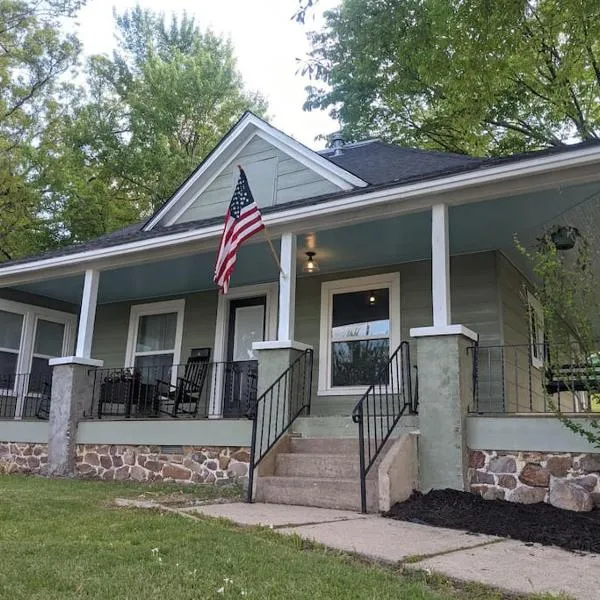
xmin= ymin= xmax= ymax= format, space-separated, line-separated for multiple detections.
xmin=304 ymin=0 xmax=600 ymax=155
xmin=39 ymin=7 xmax=267 ymax=247
xmin=517 ymin=228 xmax=600 ymax=448
xmin=0 ymin=0 xmax=82 ymax=259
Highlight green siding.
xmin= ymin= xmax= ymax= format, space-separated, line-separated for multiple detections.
xmin=295 ymin=253 xmax=502 ymax=416
xmin=91 ymin=292 xmax=219 ymax=368
xmin=89 ymin=252 xmax=506 ymax=417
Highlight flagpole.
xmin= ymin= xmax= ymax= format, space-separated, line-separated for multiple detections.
xmin=263 ymin=228 xmax=286 ymax=278
xmin=235 ymin=164 xmax=286 ymax=278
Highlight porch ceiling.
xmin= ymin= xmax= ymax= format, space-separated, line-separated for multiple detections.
xmin=12 ymin=180 xmax=600 ymax=305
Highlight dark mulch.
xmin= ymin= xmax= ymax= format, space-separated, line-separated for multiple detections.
xmin=384 ymin=489 xmax=600 ymax=554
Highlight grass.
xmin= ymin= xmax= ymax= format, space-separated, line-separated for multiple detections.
xmin=0 ymin=476 xmax=567 ymax=600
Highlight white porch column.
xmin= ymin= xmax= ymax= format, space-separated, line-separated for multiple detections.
xmin=277 ymin=233 xmax=296 ymax=342
xmin=75 ymin=269 xmax=100 ymax=359
xmin=432 ymin=203 xmax=450 ymax=328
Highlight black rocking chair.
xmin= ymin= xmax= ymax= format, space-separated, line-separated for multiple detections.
xmin=35 ymin=381 xmax=52 ymax=420
xmin=157 ymin=355 xmax=211 ymax=417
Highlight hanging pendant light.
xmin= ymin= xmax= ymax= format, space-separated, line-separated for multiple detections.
xmin=303 ymin=251 xmax=319 ymax=273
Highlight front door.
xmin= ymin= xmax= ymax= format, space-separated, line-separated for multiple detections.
xmin=222 ymin=296 xmax=266 ymax=417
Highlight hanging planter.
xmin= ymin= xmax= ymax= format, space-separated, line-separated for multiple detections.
xmin=549 ymin=225 xmax=579 ymax=250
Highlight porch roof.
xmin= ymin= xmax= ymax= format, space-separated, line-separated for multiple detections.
xmin=11 ymin=179 xmax=600 ymax=305
xmin=0 ymin=137 xmax=599 ymax=281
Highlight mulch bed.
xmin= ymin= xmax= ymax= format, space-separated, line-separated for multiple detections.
xmin=384 ymin=489 xmax=600 ymax=554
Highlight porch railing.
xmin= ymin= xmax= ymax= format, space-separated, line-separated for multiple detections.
xmin=0 ymin=372 xmax=52 ymax=420
xmin=469 ymin=342 xmax=600 ymax=414
xmin=246 ymin=348 xmax=313 ymax=503
xmin=352 ymin=341 xmax=417 ymax=513
xmin=87 ymin=361 xmax=258 ymax=420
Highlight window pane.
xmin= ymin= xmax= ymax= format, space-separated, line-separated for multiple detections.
xmin=332 ymin=339 xmax=390 ymax=387
xmin=0 ymin=351 xmax=18 ymax=377
xmin=134 ymin=353 xmax=174 ymax=384
xmin=0 ymin=310 xmax=23 ymax=351
xmin=34 ymin=320 xmax=65 ymax=357
xmin=332 ymin=289 xmax=389 ymax=340
xmin=136 ymin=313 xmax=177 ymax=352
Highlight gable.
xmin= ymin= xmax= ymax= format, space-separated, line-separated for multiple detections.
xmin=172 ymin=135 xmax=341 ymax=225
xmin=144 ymin=112 xmax=367 ymax=230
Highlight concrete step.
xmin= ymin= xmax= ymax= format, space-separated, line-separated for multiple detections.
xmin=293 ymin=415 xmax=419 ymax=439
xmin=275 ymin=453 xmax=360 ymax=479
xmin=255 ymin=476 xmax=378 ymax=512
xmin=289 ymin=437 xmax=358 ymax=455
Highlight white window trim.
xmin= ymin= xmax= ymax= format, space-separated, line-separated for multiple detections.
xmin=124 ymin=299 xmax=186 ymax=370
xmin=0 ymin=299 xmax=76 ymax=419
xmin=318 ymin=272 xmax=401 ymax=396
xmin=0 ymin=299 xmax=77 ymax=377
xmin=527 ymin=291 xmax=545 ymax=370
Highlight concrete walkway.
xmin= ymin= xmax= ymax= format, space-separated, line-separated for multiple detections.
xmin=184 ymin=502 xmax=600 ymax=600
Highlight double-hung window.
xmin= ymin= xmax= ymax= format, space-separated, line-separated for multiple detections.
xmin=0 ymin=299 xmax=76 ymax=417
xmin=319 ymin=273 xmax=400 ymax=395
xmin=125 ymin=300 xmax=185 ymax=381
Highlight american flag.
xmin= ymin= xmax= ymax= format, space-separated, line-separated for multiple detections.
xmin=214 ymin=167 xmax=265 ymax=294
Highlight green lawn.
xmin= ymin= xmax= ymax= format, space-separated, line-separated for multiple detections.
xmin=0 ymin=476 xmax=564 ymax=600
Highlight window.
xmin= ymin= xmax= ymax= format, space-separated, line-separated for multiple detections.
xmin=527 ymin=291 xmax=545 ymax=369
xmin=319 ymin=273 xmax=400 ymax=395
xmin=30 ymin=319 xmax=66 ymax=392
xmin=125 ymin=300 xmax=185 ymax=381
xmin=0 ymin=299 xmax=76 ymax=414
xmin=0 ymin=310 xmax=24 ymax=376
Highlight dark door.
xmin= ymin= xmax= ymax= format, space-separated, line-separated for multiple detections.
xmin=222 ymin=296 xmax=266 ymax=417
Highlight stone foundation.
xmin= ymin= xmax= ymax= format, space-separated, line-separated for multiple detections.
xmin=0 ymin=442 xmax=48 ymax=474
xmin=469 ymin=449 xmax=600 ymax=512
xmin=76 ymin=445 xmax=250 ymax=484
xmin=0 ymin=441 xmax=250 ymax=485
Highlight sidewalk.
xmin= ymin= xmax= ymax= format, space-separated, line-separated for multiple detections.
xmin=183 ymin=502 xmax=600 ymax=600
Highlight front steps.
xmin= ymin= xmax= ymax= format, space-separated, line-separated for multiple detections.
xmin=254 ymin=437 xmax=379 ymax=512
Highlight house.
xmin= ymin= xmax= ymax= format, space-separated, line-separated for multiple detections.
xmin=0 ymin=112 xmax=600 ymax=513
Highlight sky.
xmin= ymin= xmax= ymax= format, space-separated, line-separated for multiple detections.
xmin=74 ymin=0 xmax=340 ymax=149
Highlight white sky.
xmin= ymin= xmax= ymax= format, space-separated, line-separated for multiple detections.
xmin=74 ymin=0 xmax=340 ymax=149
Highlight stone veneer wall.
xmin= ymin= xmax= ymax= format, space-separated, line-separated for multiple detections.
xmin=0 ymin=442 xmax=250 ymax=484
xmin=469 ymin=449 xmax=600 ymax=512
xmin=76 ymin=445 xmax=250 ymax=483
xmin=0 ymin=442 xmax=47 ymax=474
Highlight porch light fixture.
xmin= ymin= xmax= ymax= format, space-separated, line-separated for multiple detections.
xmin=368 ymin=292 xmax=376 ymax=305
xmin=303 ymin=251 xmax=319 ymax=274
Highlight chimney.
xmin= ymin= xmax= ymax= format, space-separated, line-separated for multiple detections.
xmin=331 ymin=132 xmax=345 ymax=156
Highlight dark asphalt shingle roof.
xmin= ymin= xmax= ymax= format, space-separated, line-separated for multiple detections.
xmin=320 ymin=140 xmax=484 ymax=185
xmin=2 ymin=137 xmax=600 ymax=270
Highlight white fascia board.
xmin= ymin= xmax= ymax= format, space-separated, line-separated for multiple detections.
xmin=2 ymin=143 xmax=600 ymax=285
xmin=145 ymin=113 xmax=367 ymax=230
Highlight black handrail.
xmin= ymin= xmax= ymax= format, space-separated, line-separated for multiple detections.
xmin=352 ymin=341 xmax=416 ymax=513
xmin=246 ymin=348 xmax=313 ymax=503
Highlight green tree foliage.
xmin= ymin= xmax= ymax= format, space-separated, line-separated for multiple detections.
xmin=304 ymin=0 xmax=600 ymax=155
xmin=517 ymin=229 xmax=600 ymax=447
xmin=0 ymin=0 xmax=82 ymax=260
xmin=41 ymin=7 xmax=267 ymax=247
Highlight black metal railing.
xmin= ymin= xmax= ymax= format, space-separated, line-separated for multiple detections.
xmin=470 ymin=341 xmax=600 ymax=414
xmin=352 ymin=341 xmax=416 ymax=513
xmin=0 ymin=372 xmax=52 ymax=419
xmin=246 ymin=348 xmax=313 ymax=503
xmin=87 ymin=361 xmax=258 ymax=419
